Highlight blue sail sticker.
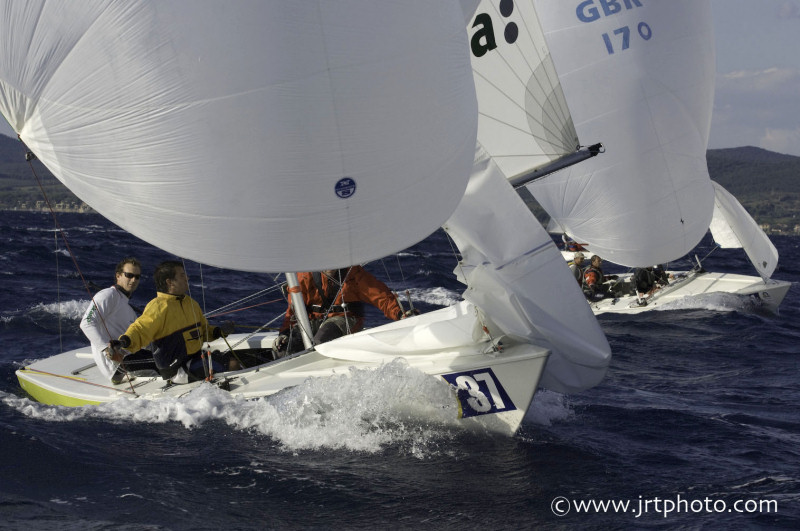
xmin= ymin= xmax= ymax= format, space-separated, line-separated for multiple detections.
xmin=335 ymin=177 xmax=356 ymax=198
xmin=441 ymin=368 xmax=516 ymax=418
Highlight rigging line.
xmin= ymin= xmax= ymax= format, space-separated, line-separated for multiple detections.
xmin=396 ymin=254 xmax=405 ymax=284
xmin=204 ymin=285 xmax=285 ymax=317
xmin=54 ymin=230 xmax=63 ymax=354
xmin=695 ymin=244 xmax=720 ymax=268
xmin=24 ymin=150 xmax=116 ymax=345
xmin=226 ymin=312 xmax=284 ymax=350
xmin=181 ymin=258 xmax=209 ymax=352
xmin=204 ymin=297 xmax=285 ymax=319
xmin=378 ymin=258 xmax=393 ymax=284
xmin=320 ymin=267 xmax=352 ymax=334
xmin=199 ymin=263 xmax=206 ymax=315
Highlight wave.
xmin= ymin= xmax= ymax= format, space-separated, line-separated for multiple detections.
xmin=523 ymin=389 xmax=572 ymax=426
xmin=656 ymin=292 xmax=766 ymax=313
xmin=29 ymin=299 xmax=89 ymax=320
xmin=410 ymin=287 xmax=462 ymax=307
xmin=1 ymin=300 xmax=90 ymax=332
xmin=1 ymin=360 xmax=465 ymax=456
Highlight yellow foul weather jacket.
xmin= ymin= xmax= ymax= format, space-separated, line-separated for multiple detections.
xmin=122 ymin=292 xmax=219 ymax=373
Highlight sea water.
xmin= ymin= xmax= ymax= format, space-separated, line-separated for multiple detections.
xmin=1 ymin=211 xmax=798 ymax=529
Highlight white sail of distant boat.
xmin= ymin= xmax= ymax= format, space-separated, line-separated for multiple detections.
xmin=709 ymin=180 xmax=778 ymax=282
xmin=523 ymin=0 xmax=789 ymax=313
xmin=529 ymin=0 xmax=717 ymax=267
xmin=2 ymin=1 xmax=610 ymax=434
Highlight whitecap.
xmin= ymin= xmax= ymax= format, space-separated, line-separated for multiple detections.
xmin=524 ymin=389 xmax=573 ymax=426
xmin=412 ymin=287 xmax=462 ymax=307
xmin=29 ymin=299 xmax=90 ymax=320
xmin=1 ymin=360 xmax=464 ymax=455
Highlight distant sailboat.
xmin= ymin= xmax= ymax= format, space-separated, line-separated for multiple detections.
xmin=3 ymin=1 xmax=610 ymax=435
xmin=523 ymin=0 xmax=789 ymax=313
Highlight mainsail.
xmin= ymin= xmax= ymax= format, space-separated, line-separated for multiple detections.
xmin=445 ymin=1 xmax=611 ymax=394
xmin=527 ymin=0 xmax=717 ymax=267
xmin=0 ymin=1 xmax=477 ymax=273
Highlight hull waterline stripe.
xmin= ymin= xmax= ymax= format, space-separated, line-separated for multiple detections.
xmin=19 ymin=368 xmax=137 ymax=395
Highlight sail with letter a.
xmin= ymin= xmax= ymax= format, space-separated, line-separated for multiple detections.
xmin=444 ymin=1 xmax=611 ymax=394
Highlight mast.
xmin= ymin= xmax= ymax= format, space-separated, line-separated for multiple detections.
xmin=285 ymin=272 xmax=314 ymax=350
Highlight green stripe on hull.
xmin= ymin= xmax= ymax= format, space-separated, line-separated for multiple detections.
xmin=17 ymin=373 xmax=103 ymax=407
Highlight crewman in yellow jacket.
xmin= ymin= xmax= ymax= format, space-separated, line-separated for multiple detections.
xmin=110 ymin=260 xmax=234 ymax=383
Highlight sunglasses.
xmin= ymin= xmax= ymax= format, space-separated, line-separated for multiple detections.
xmin=122 ymin=272 xmax=141 ymax=280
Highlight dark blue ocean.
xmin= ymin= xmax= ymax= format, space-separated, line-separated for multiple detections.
xmin=1 ymin=210 xmax=798 ymax=529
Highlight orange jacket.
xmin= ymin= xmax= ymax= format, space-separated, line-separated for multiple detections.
xmin=280 ymin=266 xmax=403 ymax=334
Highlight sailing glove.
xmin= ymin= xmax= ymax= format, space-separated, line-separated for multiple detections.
xmin=212 ymin=320 xmax=235 ymax=339
xmin=273 ymin=334 xmax=288 ymax=353
xmin=110 ymin=335 xmax=131 ymax=349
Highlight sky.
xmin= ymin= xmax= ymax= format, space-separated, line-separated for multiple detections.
xmin=710 ymin=0 xmax=800 ymax=156
xmin=1 ymin=1 xmax=799 ymax=156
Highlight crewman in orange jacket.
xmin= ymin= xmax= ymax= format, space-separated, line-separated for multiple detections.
xmin=274 ymin=266 xmax=409 ymax=356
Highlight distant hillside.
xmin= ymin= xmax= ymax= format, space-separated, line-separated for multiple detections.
xmin=707 ymin=146 xmax=800 ymax=232
xmin=1 ymin=133 xmax=799 ymax=232
xmin=0 ymin=134 xmax=90 ymax=212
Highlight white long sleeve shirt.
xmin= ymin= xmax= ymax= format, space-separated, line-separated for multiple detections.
xmin=79 ymin=286 xmax=138 ymax=379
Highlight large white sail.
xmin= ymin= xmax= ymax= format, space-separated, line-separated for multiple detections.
xmin=445 ymin=147 xmax=610 ymax=394
xmin=528 ymin=0 xmax=717 ymax=267
xmin=469 ymin=0 xmax=579 ymax=179
xmin=451 ymin=2 xmax=611 ymax=394
xmin=709 ymin=181 xmax=778 ymax=281
xmin=0 ymin=1 xmax=477 ymax=273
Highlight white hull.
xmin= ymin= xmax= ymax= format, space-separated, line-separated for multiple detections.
xmin=588 ymin=270 xmax=791 ymax=315
xmin=16 ymin=303 xmax=549 ymax=437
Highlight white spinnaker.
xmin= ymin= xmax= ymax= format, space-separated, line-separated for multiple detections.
xmin=0 ymin=1 xmax=477 ymax=273
xmin=528 ymin=0 xmax=716 ymax=267
xmin=445 ymin=146 xmax=610 ymax=394
xmin=709 ymin=181 xmax=778 ymax=281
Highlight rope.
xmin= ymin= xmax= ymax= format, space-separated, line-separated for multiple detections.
xmin=19 ymin=367 xmax=139 ymax=396
xmin=319 ymin=268 xmax=352 ymax=334
xmin=204 ymin=285 xmax=285 ymax=318
xmin=204 ymin=298 xmax=284 ymax=319
xmin=54 ymin=230 xmax=63 ymax=354
xmin=24 ymin=148 xmax=118 ymax=355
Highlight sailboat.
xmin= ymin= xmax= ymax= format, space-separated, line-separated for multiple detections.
xmin=2 ymin=1 xmax=610 ymax=436
xmin=522 ymin=0 xmax=790 ymax=315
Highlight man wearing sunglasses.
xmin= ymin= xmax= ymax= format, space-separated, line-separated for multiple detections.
xmin=80 ymin=257 xmax=157 ymax=384
xmin=111 ymin=260 xmax=236 ymax=384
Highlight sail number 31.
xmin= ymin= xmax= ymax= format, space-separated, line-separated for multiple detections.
xmin=442 ymin=368 xmax=516 ymax=418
